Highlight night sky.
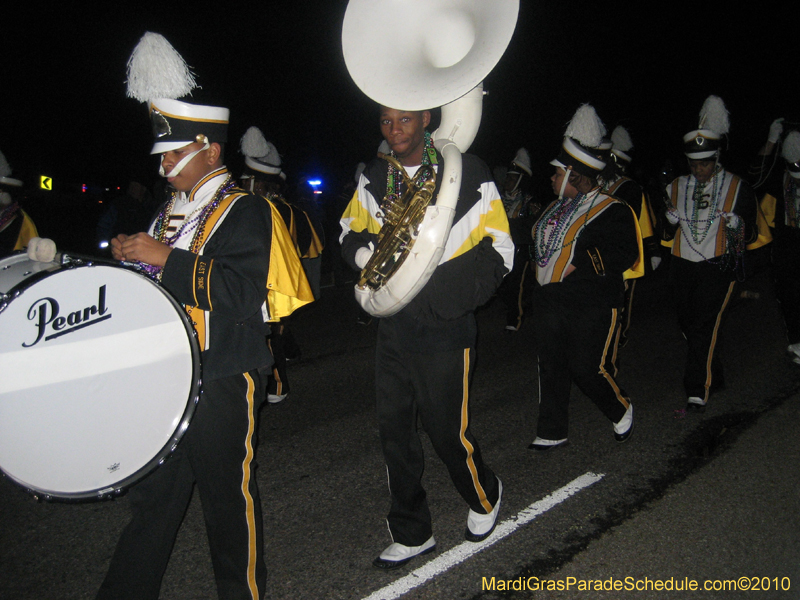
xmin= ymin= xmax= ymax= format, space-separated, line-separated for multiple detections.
xmin=3 ymin=3 xmax=795 ymax=204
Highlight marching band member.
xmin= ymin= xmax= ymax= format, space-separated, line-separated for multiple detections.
xmin=497 ymin=147 xmax=541 ymax=331
xmin=529 ymin=105 xmax=641 ymax=451
xmin=340 ymin=106 xmax=513 ymax=569
xmin=97 ymin=33 xmax=273 ymax=600
xmin=601 ymin=126 xmax=658 ymax=350
xmin=750 ymin=121 xmax=800 ymax=364
xmin=239 ymin=126 xmax=315 ymax=404
xmin=663 ymin=95 xmax=757 ymax=413
xmin=0 ymin=148 xmax=38 ymax=257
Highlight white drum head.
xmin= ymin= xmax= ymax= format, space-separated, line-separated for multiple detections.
xmin=0 ymin=257 xmax=201 ymax=500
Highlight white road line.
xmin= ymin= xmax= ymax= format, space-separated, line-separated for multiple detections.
xmin=361 ymin=471 xmax=605 ymax=600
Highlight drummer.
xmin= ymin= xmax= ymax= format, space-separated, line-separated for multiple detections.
xmin=97 ymin=34 xmax=273 ymax=600
xmin=0 ymin=147 xmax=39 ymax=257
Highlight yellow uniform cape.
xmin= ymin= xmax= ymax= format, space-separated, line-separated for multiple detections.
xmin=185 ymin=192 xmax=314 ymax=348
xmin=302 ymin=211 xmax=325 ymax=259
xmin=747 ymin=193 xmax=775 ymax=251
xmin=623 ymin=203 xmax=645 ymax=281
xmin=14 ymin=210 xmax=39 ymax=251
xmin=264 ymin=199 xmax=314 ymax=321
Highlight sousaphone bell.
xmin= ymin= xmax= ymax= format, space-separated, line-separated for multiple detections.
xmin=342 ymin=0 xmax=519 ymax=317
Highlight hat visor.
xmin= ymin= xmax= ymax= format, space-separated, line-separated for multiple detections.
xmin=151 ymin=140 xmax=198 ymax=155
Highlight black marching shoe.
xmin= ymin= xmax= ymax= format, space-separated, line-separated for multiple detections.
xmin=372 ymin=536 xmax=436 ymax=570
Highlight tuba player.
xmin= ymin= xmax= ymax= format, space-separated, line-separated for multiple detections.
xmin=340 ymin=106 xmax=514 ymax=569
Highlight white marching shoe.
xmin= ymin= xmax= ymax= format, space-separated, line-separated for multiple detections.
xmin=465 ymin=479 xmax=503 ymax=542
xmin=613 ymin=403 xmax=634 ymax=443
xmin=528 ymin=437 xmax=568 ymax=451
xmin=372 ymin=536 xmax=436 ymax=570
xmin=686 ymin=396 xmax=707 ymax=413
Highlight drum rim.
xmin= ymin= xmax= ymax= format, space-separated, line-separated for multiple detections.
xmin=0 ymin=251 xmax=61 ymax=305
xmin=0 ymin=260 xmax=203 ymax=502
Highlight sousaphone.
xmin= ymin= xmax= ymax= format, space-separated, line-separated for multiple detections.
xmin=342 ymin=0 xmax=519 ymax=317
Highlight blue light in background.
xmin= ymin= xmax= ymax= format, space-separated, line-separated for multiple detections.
xmin=307 ymin=179 xmax=323 ymax=195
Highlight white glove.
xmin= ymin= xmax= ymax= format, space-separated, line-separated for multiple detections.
xmin=354 ymin=241 xmax=375 ymax=269
xmin=721 ymin=212 xmax=740 ymax=229
xmin=768 ymin=118 xmax=784 ymax=144
xmin=665 ymin=209 xmax=679 ymax=225
xmin=26 ymin=237 xmax=58 ymax=262
xmin=651 ymin=256 xmax=662 ymax=271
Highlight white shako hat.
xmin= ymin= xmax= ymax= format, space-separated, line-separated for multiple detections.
xmin=0 ymin=148 xmax=23 ymax=188
xmin=240 ymin=126 xmax=285 ymax=181
xmin=126 ymin=32 xmax=229 ymax=155
xmin=783 ymin=131 xmax=800 ymax=179
xmin=611 ymin=125 xmax=634 ymax=164
xmin=508 ymin=148 xmax=532 ymax=177
xmin=683 ymin=95 xmax=729 ymax=160
xmin=551 ymin=104 xmax=608 ymax=177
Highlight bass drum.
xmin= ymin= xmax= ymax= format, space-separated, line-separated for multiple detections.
xmin=0 ymin=253 xmax=201 ymax=500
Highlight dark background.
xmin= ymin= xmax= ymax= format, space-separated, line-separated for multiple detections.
xmin=2 ymin=2 xmax=794 ymax=254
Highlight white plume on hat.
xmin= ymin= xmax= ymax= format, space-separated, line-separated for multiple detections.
xmin=240 ymin=127 xmax=281 ymax=167
xmin=0 ymin=149 xmax=12 ymax=180
xmin=0 ymin=148 xmax=22 ymax=187
xmin=126 ymin=32 xmax=197 ymax=103
xmin=782 ymin=131 xmax=800 ymax=164
xmin=698 ymin=95 xmax=730 ymax=137
xmin=611 ymin=126 xmax=633 ymax=153
xmin=565 ymin=104 xmax=607 ymax=148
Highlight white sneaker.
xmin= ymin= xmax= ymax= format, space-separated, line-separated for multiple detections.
xmin=528 ymin=436 xmax=568 ymax=451
xmin=372 ymin=536 xmax=436 ymax=570
xmin=686 ymin=396 xmax=707 ymax=413
xmin=267 ymin=393 xmax=288 ymax=404
xmin=466 ymin=479 xmax=503 ymax=542
xmin=613 ymin=403 xmax=634 ymax=442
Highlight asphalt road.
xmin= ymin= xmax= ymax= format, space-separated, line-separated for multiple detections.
xmin=2 ymin=264 xmax=799 ymax=600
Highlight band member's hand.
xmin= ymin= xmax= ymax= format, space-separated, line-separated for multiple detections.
xmin=26 ymin=237 xmax=58 ymax=262
xmin=113 ymin=233 xmax=172 ymax=267
xmin=355 ymin=241 xmax=375 ymax=269
xmin=110 ymin=234 xmax=128 ymax=261
xmin=651 ymin=256 xmax=662 ymax=271
xmin=665 ymin=209 xmax=679 ymax=225
xmin=564 ymin=264 xmax=576 ymax=277
xmin=720 ymin=212 xmax=740 ymax=229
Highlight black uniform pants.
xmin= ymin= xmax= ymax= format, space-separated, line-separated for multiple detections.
xmin=375 ymin=334 xmax=499 ymax=547
xmin=96 ymin=369 xmax=268 ymax=600
xmin=267 ymin=322 xmax=289 ymax=397
xmin=534 ymin=297 xmax=629 ymax=441
xmin=498 ymin=251 xmax=532 ymax=329
xmin=615 ymin=278 xmax=637 ymax=352
xmin=670 ymin=257 xmax=736 ymax=401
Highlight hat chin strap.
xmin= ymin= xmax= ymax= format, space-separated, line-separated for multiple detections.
xmin=558 ymin=167 xmax=572 ymax=200
xmin=159 ymin=140 xmax=210 ymax=178
xmin=241 ymin=176 xmax=256 ymax=193
xmin=508 ymin=172 xmax=522 ymax=196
